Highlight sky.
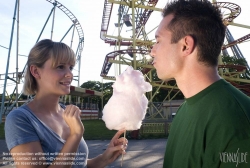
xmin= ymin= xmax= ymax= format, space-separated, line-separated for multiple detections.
xmin=0 ymin=0 xmax=249 ymax=95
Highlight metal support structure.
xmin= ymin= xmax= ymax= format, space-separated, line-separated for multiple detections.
xmin=60 ymin=24 xmax=74 ymax=42
xmin=50 ymin=2 xmax=57 ymax=40
xmin=2 ymin=0 xmax=85 ymax=117
xmin=0 ymin=0 xmax=18 ymax=124
xmin=5 ymin=5 xmax=56 ymax=114
xmin=99 ymin=0 xmax=250 ymax=122
xmin=37 ymin=6 xmax=55 ymax=43
xmin=132 ymin=0 xmax=136 ymax=69
xmin=228 ymin=22 xmax=250 ymax=29
xmin=108 ymin=0 xmax=161 ymax=11
xmin=16 ymin=0 xmax=20 ymax=108
xmin=99 ymin=0 xmax=180 ymax=120
xmin=70 ymin=21 xmax=76 ymax=48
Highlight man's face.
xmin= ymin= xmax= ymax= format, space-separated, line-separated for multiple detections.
xmin=151 ymin=14 xmax=184 ymax=81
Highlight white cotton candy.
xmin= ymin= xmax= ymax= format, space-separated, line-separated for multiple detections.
xmin=102 ymin=66 xmax=152 ymax=131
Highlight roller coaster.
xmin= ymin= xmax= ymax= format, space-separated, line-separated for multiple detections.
xmin=0 ymin=0 xmax=250 ymax=124
xmin=99 ymin=0 xmax=250 ymax=120
xmin=0 ymin=0 xmax=84 ymax=123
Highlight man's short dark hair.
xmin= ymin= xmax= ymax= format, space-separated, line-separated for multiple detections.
xmin=162 ymin=0 xmax=226 ymax=66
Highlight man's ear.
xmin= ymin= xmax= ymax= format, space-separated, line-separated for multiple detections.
xmin=181 ymin=35 xmax=195 ymax=55
xmin=29 ymin=65 xmax=40 ymax=79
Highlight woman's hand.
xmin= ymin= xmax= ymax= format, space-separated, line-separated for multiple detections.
xmin=102 ymin=129 xmax=128 ymax=165
xmin=63 ymin=105 xmax=84 ymax=138
xmin=87 ymin=130 xmax=128 ymax=168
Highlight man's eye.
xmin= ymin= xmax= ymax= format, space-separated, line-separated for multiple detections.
xmin=153 ymin=41 xmax=158 ymax=45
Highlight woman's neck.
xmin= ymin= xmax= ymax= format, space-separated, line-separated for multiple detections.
xmin=28 ymin=93 xmax=62 ymax=115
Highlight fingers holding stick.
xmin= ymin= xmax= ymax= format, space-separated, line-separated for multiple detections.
xmin=121 ymin=130 xmax=126 ymax=167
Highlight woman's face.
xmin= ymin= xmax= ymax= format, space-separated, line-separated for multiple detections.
xmin=36 ymin=58 xmax=74 ymax=96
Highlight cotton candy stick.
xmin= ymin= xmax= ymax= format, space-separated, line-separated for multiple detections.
xmin=120 ymin=130 xmax=126 ymax=167
xmin=102 ymin=66 xmax=152 ymax=166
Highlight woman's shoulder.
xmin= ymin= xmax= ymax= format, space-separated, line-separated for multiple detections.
xmin=6 ymin=105 xmax=33 ymax=122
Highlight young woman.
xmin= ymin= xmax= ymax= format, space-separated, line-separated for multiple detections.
xmin=5 ymin=39 xmax=127 ymax=168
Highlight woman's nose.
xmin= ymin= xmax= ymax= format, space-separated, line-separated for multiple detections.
xmin=65 ymin=69 xmax=73 ymax=78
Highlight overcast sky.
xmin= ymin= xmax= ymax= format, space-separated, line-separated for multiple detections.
xmin=0 ymin=0 xmax=249 ymax=95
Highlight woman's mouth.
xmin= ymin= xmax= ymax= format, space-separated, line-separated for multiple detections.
xmin=59 ymin=81 xmax=71 ymax=86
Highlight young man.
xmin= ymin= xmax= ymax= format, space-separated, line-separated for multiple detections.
xmin=150 ymin=0 xmax=250 ymax=167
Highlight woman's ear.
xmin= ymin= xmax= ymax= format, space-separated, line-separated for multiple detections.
xmin=181 ymin=35 xmax=195 ymax=55
xmin=29 ymin=65 xmax=40 ymax=79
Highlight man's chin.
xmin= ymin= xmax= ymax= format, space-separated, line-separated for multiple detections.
xmin=158 ymin=75 xmax=173 ymax=82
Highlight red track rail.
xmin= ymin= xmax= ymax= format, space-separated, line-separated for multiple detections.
xmin=100 ymin=0 xmax=159 ymax=46
xmin=218 ymin=64 xmax=250 ymax=95
xmin=100 ymin=49 xmax=149 ymax=77
xmin=222 ymin=33 xmax=250 ymax=50
xmin=214 ymin=2 xmax=241 ymax=23
xmin=100 ymin=0 xmax=113 ymax=40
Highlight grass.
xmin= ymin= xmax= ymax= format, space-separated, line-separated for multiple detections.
xmin=83 ymin=120 xmax=168 ymax=140
xmin=83 ymin=120 xmax=117 ymax=140
xmin=0 ymin=120 xmax=168 ymax=140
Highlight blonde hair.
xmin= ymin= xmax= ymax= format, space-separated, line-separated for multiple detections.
xmin=23 ymin=39 xmax=76 ymax=95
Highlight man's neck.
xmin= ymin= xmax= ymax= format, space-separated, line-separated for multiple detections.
xmin=175 ymin=65 xmax=221 ymax=98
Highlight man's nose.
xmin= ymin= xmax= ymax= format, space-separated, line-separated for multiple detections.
xmin=150 ymin=45 xmax=155 ymax=57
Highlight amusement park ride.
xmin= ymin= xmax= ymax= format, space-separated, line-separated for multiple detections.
xmin=0 ymin=0 xmax=94 ymax=123
xmin=0 ymin=0 xmax=250 ymax=124
xmin=99 ymin=0 xmax=250 ymax=121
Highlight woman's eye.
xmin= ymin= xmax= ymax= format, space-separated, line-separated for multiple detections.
xmin=57 ymin=65 xmax=64 ymax=69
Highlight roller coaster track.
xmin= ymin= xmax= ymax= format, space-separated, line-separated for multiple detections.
xmin=100 ymin=0 xmax=113 ymax=41
xmin=135 ymin=0 xmax=158 ymax=38
xmin=215 ymin=2 xmax=249 ymax=67
xmin=222 ymin=33 xmax=250 ymax=50
xmin=99 ymin=0 xmax=250 ymax=98
xmin=100 ymin=0 xmax=159 ymax=77
xmin=214 ymin=2 xmax=241 ymax=23
xmin=97 ymin=0 xmax=250 ymax=121
xmin=101 ymin=49 xmax=149 ymax=77
xmin=100 ymin=0 xmax=158 ymax=46
xmin=218 ymin=64 xmax=250 ymax=96
xmin=1 ymin=0 xmax=85 ymax=115
xmin=46 ymin=0 xmax=84 ymax=63
xmin=213 ymin=2 xmax=250 ymax=95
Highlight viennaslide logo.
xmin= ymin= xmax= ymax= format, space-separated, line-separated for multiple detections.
xmin=219 ymin=148 xmax=248 ymax=167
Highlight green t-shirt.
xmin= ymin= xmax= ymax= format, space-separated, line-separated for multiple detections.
xmin=163 ymin=79 xmax=250 ymax=168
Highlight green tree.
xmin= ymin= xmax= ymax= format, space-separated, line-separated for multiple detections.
xmin=222 ymin=55 xmax=249 ymax=79
xmin=80 ymin=81 xmax=114 ymax=110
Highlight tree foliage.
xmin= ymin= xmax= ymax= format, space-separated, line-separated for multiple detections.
xmin=222 ymin=55 xmax=248 ymax=66
xmin=79 ymin=78 xmax=184 ymax=112
xmin=80 ymin=81 xmax=114 ymax=110
xmin=222 ymin=55 xmax=249 ymax=79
